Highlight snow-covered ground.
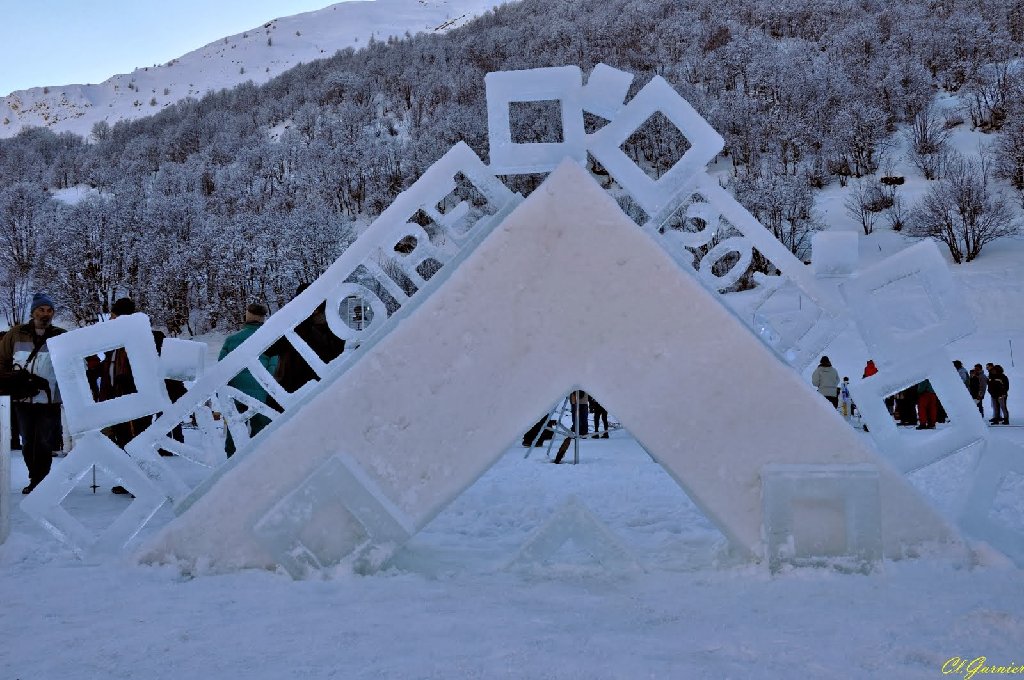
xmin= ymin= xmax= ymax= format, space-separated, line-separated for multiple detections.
xmin=3 ymin=418 xmax=1024 ymax=679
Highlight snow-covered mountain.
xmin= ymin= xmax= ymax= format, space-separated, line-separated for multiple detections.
xmin=0 ymin=0 xmax=502 ymax=140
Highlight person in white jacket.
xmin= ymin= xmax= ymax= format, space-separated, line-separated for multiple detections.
xmin=0 ymin=293 xmax=67 ymax=494
xmin=811 ymin=356 xmax=840 ymax=409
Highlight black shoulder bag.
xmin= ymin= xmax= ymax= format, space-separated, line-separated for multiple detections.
xmin=0 ymin=342 xmax=52 ymax=402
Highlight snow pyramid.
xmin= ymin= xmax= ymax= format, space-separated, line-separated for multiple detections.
xmin=141 ymin=160 xmax=960 ymax=570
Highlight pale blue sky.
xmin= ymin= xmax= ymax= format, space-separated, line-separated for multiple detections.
xmin=2 ymin=1 xmax=344 ymax=96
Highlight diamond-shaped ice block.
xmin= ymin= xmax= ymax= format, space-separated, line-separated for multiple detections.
xmin=506 ymin=495 xmax=641 ymax=573
xmin=19 ymin=431 xmax=166 ymax=558
xmin=762 ymin=464 xmax=882 ymax=573
xmin=47 ymin=314 xmax=171 ymax=436
xmin=485 ymin=66 xmax=586 ymax=174
xmin=160 ymin=337 xmax=206 ymax=381
xmin=847 ymin=349 xmax=986 ymax=473
xmin=840 ymin=240 xmax=975 ymax=366
xmin=581 ymin=63 xmax=634 ymax=120
xmin=252 ymin=453 xmax=414 ymax=579
xmin=960 ymin=436 xmax=1024 ymax=567
xmin=811 ymin=231 xmax=859 ymax=278
xmin=588 ymin=76 xmax=723 ymax=218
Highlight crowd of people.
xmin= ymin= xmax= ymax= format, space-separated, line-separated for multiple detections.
xmin=1 ymin=286 xmax=348 ymax=496
xmin=811 ymin=355 xmax=1011 ymax=429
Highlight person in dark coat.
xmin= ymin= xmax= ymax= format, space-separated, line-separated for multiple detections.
xmin=0 ymin=328 xmax=23 ymax=450
xmin=266 ymin=284 xmax=346 ymax=394
xmin=98 ymin=297 xmax=175 ymax=493
xmin=988 ymin=365 xmax=1010 ymax=425
xmin=895 ymin=387 xmax=918 ymax=426
xmin=97 ymin=298 xmax=165 ymax=445
xmin=590 ymin=396 xmax=609 ymax=438
xmin=969 ymin=364 xmax=988 ymax=417
xmin=553 ymin=390 xmax=589 ymax=464
xmin=522 ymin=415 xmax=555 ymax=447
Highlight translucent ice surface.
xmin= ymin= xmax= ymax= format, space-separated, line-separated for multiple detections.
xmin=960 ymin=436 xmax=1024 ymax=567
xmin=252 ymin=453 xmax=413 ymax=579
xmin=580 ymin=63 xmax=634 ymax=121
xmin=762 ymin=464 xmax=882 ymax=573
xmin=47 ymin=314 xmax=170 ymax=437
xmin=811 ymin=231 xmax=859 ymax=278
xmin=19 ymin=431 xmax=166 ymax=558
xmin=841 ymin=240 xmax=976 ymax=366
xmin=160 ymin=338 xmax=206 ymax=381
xmin=507 ymin=495 xmax=641 ymax=573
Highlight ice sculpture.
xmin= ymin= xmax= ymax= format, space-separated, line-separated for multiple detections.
xmin=0 ymin=396 xmax=10 ymax=545
xmin=762 ymin=464 xmax=882 ymax=573
xmin=507 ymin=496 xmax=641 ymax=574
xmin=588 ymin=76 xmax=723 ymax=218
xmin=485 ymin=66 xmax=587 ymax=174
xmin=840 ymin=240 xmax=975 ymax=367
xmin=960 ymin=436 xmax=1024 ymax=566
xmin=35 ymin=63 xmax=1007 ymax=572
xmin=253 ymin=454 xmax=414 ymax=579
xmin=847 ymin=350 xmax=986 ymax=473
xmin=46 ymin=314 xmax=170 ymax=436
xmin=160 ymin=338 xmax=206 ymax=381
xmin=20 ymin=431 xmax=166 ymax=558
xmin=128 ymin=140 xmax=519 ymax=510
xmin=140 ymin=161 xmax=962 ymax=572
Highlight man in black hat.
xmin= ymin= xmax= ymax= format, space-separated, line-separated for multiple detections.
xmin=0 ymin=293 xmax=66 ymax=493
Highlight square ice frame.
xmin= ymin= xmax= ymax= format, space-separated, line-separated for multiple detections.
xmin=252 ymin=453 xmax=414 ymax=579
xmin=847 ymin=350 xmax=986 ymax=473
xmin=19 ymin=431 xmax=166 ymax=558
xmin=811 ymin=231 xmax=859 ymax=278
xmin=47 ymin=313 xmax=171 ymax=436
xmin=840 ymin=240 xmax=975 ymax=364
xmin=960 ymin=435 xmax=1024 ymax=567
xmin=485 ymin=66 xmax=586 ymax=174
xmin=160 ymin=338 xmax=206 ymax=381
xmin=762 ymin=464 xmax=882 ymax=573
xmin=588 ymin=76 xmax=724 ymax=218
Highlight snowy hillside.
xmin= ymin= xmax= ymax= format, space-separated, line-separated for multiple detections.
xmin=0 ymin=0 xmax=502 ymax=140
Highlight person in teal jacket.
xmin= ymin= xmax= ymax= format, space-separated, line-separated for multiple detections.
xmin=219 ymin=303 xmax=278 ymax=456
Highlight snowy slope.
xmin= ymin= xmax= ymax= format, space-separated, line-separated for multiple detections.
xmin=0 ymin=0 xmax=503 ymax=140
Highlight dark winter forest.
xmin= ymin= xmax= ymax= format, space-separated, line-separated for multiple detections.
xmin=1 ymin=0 xmax=1022 ymax=333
